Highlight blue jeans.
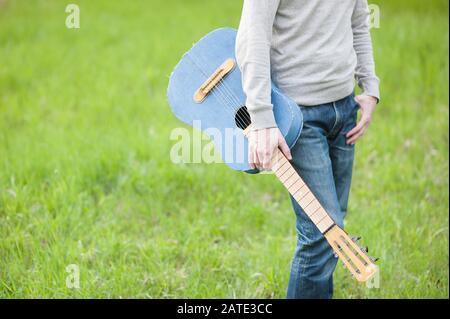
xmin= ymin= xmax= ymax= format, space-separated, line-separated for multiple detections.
xmin=286 ymin=93 xmax=359 ymax=299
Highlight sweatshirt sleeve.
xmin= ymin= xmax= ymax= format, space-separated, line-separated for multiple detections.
xmin=235 ymin=0 xmax=280 ymax=130
xmin=352 ymin=0 xmax=380 ymax=101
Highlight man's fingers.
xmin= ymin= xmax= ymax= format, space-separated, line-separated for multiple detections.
xmin=260 ymin=148 xmax=270 ymax=170
xmin=248 ymin=147 xmax=256 ymax=169
xmin=257 ymin=149 xmax=269 ymax=170
xmin=346 ymin=121 xmax=364 ymax=138
xmin=347 ymin=124 xmax=367 ymax=144
xmin=346 ymin=133 xmax=359 ymax=145
xmin=346 ymin=113 xmax=371 ymax=138
xmin=253 ymin=150 xmax=262 ymax=169
xmin=278 ymin=138 xmax=292 ymax=160
xmin=346 ymin=95 xmax=377 ymax=144
xmin=347 ymin=133 xmax=361 ymax=145
xmin=247 ymin=128 xmax=292 ymax=170
xmin=262 ymin=153 xmax=272 ymax=170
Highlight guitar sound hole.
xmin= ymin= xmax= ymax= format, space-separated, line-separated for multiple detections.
xmin=235 ymin=106 xmax=252 ymax=130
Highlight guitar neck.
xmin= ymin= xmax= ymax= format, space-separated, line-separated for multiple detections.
xmin=240 ymin=130 xmax=378 ymax=282
xmin=271 ymin=149 xmax=335 ymax=234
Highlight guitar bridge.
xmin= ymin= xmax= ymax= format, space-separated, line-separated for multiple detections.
xmin=193 ymin=58 xmax=236 ymax=103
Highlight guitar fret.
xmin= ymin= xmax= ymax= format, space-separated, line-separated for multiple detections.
xmin=272 ymin=150 xmax=335 ymax=235
xmin=272 ymin=154 xmax=288 ymax=170
xmin=280 ymin=168 xmax=296 ymax=183
xmin=308 ymin=204 xmax=322 ymax=218
xmin=284 ymin=174 xmax=299 ymax=189
xmin=275 ymin=161 xmax=290 ymax=177
xmin=304 ymin=197 xmax=316 ymax=210
xmin=281 ymin=164 xmax=295 ymax=178
xmin=316 ymin=216 xmax=334 ymax=233
xmin=316 ymin=208 xmax=328 ymax=220
xmin=275 ymin=161 xmax=289 ymax=169
xmin=277 ymin=155 xmax=288 ymax=165
xmin=272 ymin=162 xmax=287 ymax=172
xmin=293 ymin=187 xmax=309 ymax=202
xmin=277 ymin=161 xmax=291 ymax=176
xmin=310 ymin=208 xmax=326 ymax=224
xmin=317 ymin=214 xmax=328 ymax=224
xmin=304 ymin=199 xmax=322 ymax=216
xmin=309 ymin=210 xmax=326 ymax=225
xmin=299 ymin=192 xmax=315 ymax=208
xmin=288 ymin=180 xmax=305 ymax=195
xmin=279 ymin=169 xmax=292 ymax=183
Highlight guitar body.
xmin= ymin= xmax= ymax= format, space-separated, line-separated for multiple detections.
xmin=167 ymin=28 xmax=303 ymax=172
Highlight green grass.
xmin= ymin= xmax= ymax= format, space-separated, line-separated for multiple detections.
xmin=0 ymin=0 xmax=448 ymax=298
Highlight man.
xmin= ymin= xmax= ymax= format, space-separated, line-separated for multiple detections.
xmin=236 ymin=0 xmax=380 ymax=298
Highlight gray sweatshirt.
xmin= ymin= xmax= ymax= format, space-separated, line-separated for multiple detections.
xmin=235 ymin=0 xmax=380 ymax=129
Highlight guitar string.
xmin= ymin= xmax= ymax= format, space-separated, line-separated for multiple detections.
xmin=202 ymin=77 xmax=249 ymax=129
xmin=215 ymin=76 xmax=244 ymax=111
xmin=217 ymin=78 xmax=251 ymax=126
xmin=186 ymin=54 xmax=244 ymax=122
xmin=211 ymin=64 xmax=260 ymax=127
xmin=213 ymin=68 xmax=252 ymax=119
xmin=211 ymin=78 xmax=253 ymax=128
xmin=210 ymin=82 xmax=248 ymax=129
xmin=193 ymin=70 xmax=248 ymax=129
xmin=213 ymin=80 xmax=250 ymax=128
xmin=205 ymin=60 xmax=254 ymax=120
xmin=188 ymin=55 xmax=253 ymax=129
xmin=187 ymin=55 xmax=250 ymax=129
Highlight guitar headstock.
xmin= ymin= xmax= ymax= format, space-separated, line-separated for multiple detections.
xmin=324 ymin=225 xmax=379 ymax=282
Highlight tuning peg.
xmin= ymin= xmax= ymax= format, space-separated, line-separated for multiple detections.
xmin=359 ymin=245 xmax=369 ymax=253
xmin=334 ymin=252 xmax=339 ymax=258
xmin=351 ymin=235 xmax=361 ymax=243
xmin=369 ymin=256 xmax=379 ymax=263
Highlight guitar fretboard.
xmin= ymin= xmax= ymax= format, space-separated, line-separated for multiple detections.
xmin=271 ymin=149 xmax=335 ymax=234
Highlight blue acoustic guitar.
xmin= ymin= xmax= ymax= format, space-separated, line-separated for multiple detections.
xmin=167 ymin=28 xmax=378 ymax=283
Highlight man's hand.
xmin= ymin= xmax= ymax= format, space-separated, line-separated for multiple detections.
xmin=248 ymin=127 xmax=292 ymax=170
xmin=346 ymin=95 xmax=378 ymax=145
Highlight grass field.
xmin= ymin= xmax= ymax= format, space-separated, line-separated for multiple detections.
xmin=0 ymin=0 xmax=448 ymax=298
